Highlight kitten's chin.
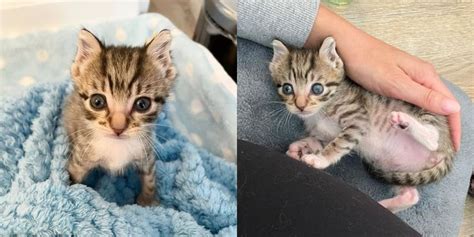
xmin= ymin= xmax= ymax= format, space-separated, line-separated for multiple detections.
xmin=296 ymin=111 xmax=317 ymax=119
xmin=103 ymin=133 xmax=131 ymax=140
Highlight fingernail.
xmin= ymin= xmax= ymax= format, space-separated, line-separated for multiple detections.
xmin=441 ymin=99 xmax=460 ymax=113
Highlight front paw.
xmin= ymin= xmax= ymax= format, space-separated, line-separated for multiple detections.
xmin=137 ymin=194 xmax=160 ymax=207
xmin=301 ymin=154 xmax=330 ymax=169
xmin=286 ymin=139 xmax=322 ymax=160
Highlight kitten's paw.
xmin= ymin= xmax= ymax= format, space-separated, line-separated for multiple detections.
xmin=301 ymin=154 xmax=330 ymax=169
xmin=390 ymin=111 xmax=409 ymax=130
xmin=137 ymin=194 xmax=160 ymax=207
xmin=287 ymin=141 xmax=309 ymax=160
xmin=287 ymin=138 xmax=323 ymax=160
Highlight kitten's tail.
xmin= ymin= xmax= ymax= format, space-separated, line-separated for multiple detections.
xmin=366 ymin=151 xmax=455 ymax=186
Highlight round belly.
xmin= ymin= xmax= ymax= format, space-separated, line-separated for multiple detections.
xmin=359 ymin=130 xmax=437 ymax=172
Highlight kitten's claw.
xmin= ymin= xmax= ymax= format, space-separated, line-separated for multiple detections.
xmin=301 ymin=154 xmax=330 ymax=169
xmin=390 ymin=112 xmax=409 ymax=130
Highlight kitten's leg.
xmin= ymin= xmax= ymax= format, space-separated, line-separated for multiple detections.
xmin=302 ymin=112 xmax=369 ymax=169
xmin=67 ymin=157 xmax=92 ymax=184
xmin=378 ymin=186 xmax=420 ymax=213
xmin=390 ymin=111 xmax=439 ymax=151
xmin=286 ymin=136 xmax=323 ymax=160
xmin=136 ymin=157 xmax=159 ymax=206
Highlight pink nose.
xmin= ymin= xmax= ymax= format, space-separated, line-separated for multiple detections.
xmin=295 ymin=96 xmax=307 ymax=111
xmin=110 ymin=112 xmax=128 ymax=136
xmin=296 ymin=105 xmax=305 ymax=111
xmin=112 ymin=128 xmax=125 ymax=136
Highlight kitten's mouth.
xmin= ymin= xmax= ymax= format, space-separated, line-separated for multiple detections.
xmin=105 ymin=133 xmax=130 ymax=139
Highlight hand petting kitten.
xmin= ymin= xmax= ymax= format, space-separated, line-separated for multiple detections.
xmin=305 ymin=5 xmax=461 ymax=152
xmin=270 ymin=37 xmax=455 ymax=213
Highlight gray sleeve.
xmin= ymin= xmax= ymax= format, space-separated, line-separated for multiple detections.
xmin=237 ymin=0 xmax=320 ymax=48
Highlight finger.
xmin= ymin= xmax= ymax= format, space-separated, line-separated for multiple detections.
xmin=410 ymin=63 xmax=456 ymax=100
xmin=408 ymin=68 xmax=461 ymax=151
xmin=395 ymin=79 xmax=460 ymax=116
xmin=447 ymin=112 xmax=461 ymax=151
xmin=425 ymin=80 xmax=461 ymax=151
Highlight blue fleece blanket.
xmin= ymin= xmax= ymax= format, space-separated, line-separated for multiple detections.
xmin=0 ymin=83 xmax=237 ymax=236
xmin=0 ymin=13 xmax=236 ymax=163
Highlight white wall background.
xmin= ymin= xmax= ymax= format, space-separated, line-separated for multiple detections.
xmin=0 ymin=0 xmax=149 ymax=38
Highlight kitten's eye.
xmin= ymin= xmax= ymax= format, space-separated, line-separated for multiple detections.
xmin=90 ymin=94 xmax=107 ymax=110
xmin=282 ymin=83 xmax=294 ymax=95
xmin=134 ymin=97 xmax=151 ymax=112
xmin=311 ymin=83 xmax=324 ymax=95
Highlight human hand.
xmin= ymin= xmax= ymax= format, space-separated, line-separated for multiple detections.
xmin=342 ymin=36 xmax=461 ymax=151
xmin=305 ymin=6 xmax=461 ymax=151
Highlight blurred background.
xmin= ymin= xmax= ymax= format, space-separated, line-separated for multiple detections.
xmin=0 ymin=0 xmax=236 ymax=80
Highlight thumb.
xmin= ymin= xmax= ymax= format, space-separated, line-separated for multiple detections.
xmin=399 ymin=79 xmax=460 ymax=115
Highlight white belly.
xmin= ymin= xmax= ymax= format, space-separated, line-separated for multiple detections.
xmin=305 ymin=113 xmax=437 ymax=172
xmin=360 ymin=129 xmax=435 ymax=172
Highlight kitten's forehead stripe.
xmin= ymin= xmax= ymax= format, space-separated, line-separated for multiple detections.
xmin=326 ymin=82 xmax=340 ymax=87
xmin=136 ymin=83 xmax=142 ymax=95
xmin=100 ymin=50 xmax=107 ymax=77
xmin=304 ymin=52 xmax=315 ymax=80
xmin=287 ymin=53 xmax=293 ymax=81
xmin=127 ymin=50 xmax=144 ymax=94
xmin=107 ymin=73 xmax=114 ymax=95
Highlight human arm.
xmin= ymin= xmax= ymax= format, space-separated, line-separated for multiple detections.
xmin=237 ymin=0 xmax=320 ymax=47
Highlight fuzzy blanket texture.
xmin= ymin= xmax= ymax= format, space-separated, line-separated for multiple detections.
xmin=0 ymin=13 xmax=236 ymax=163
xmin=237 ymin=38 xmax=473 ymax=237
xmin=0 ymin=83 xmax=237 ymax=236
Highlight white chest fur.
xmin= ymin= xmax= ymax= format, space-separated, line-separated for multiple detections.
xmin=92 ymin=136 xmax=145 ymax=172
xmin=304 ymin=112 xmax=341 ymax=142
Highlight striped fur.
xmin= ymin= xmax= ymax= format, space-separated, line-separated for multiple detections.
xmin=64 ymin=29 xmax=176 ymax=206
xmin=270 ymin=38 xmax=455 ymax=187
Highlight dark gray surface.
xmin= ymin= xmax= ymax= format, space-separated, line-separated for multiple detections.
xmin=237 ymin=38 xmax=474 ymax=237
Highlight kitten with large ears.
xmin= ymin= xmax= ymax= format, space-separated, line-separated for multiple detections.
xmin=64 ymin=29 xmax=176 ymax=206
xmin=269 ymin=37 xmax=455 ymax=213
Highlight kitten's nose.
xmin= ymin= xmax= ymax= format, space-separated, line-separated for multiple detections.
xmin=295 ymin=96 xmax=307 ymax=111
xmin=110 ymin=112 xmax=128 ymax=136
xmin=296 ymin=105 xmax=305 ymax=111
xmin=112 ymin=128 xmax=125 ymax=136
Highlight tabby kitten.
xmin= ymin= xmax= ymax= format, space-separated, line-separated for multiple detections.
xmin=269 ymin=37 xmax=455 ymax=213
xmin=64 ymin=29 xmax=176 ymax=206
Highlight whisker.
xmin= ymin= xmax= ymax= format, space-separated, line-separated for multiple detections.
xmin=141 ymin=133 xmax=164 ymax=160
xmin=77 ymin=131 xmax=96 ymax=164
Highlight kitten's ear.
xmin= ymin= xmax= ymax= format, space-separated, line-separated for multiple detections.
xmin=74 ymin=28 xmax=102 ymax=65
xmin=146 ymin=30 xmax=174 ymax=78
xmin=271 ymin=40 xmax=289 ymax=63
xmin=318 ymin=37 xmax=342 ymax=68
